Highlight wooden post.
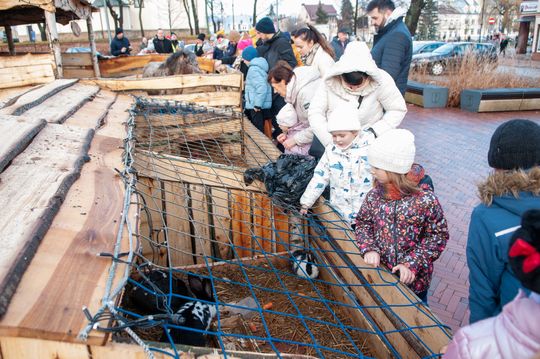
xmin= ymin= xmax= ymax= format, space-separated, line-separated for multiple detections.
xmin=5 ymin=26 xmax=15 ymax=55
xmin=86 ymin=17 xmax=101 ymax=78
xmin=44 ymin=10 xmax=63 ymax=79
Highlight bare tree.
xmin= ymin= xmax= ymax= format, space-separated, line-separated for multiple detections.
xmin=138 ymin=0 xmax=144 ymax=37
xmin=191 ymin=0 xmax=200 ymax=34
xmin=182 ymin=0 xmax=194 ymax=35
xmin=105 ymin=0 xmax=126 ymax=30
xmin=37 ymin=23 xmax=48 ymax=41
xmin=252 ymin=0 xmax=258 ymax=27
xmin=208 ymin=0 xmax=217 ymax=33
xmin=168 ymin=0 xmax=173 ymax=32
xmin=405 ymin=0 xmax=425 ymax=36
xmin=488 ymin=0 xmax=519 ymax=33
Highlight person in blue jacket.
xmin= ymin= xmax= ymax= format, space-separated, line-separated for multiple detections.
xmin=366 ymin=0 xmax=412 ymax=95
xmin=110 ymin=28 xmax=132 ymax=56
xmin=467 ymin=119 xmax=540 ymax=323
xmin=242 ymin=46 xmax=272 ymax=133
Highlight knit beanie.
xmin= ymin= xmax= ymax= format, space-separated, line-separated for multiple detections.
xmin=242 ymin=46 xmax=258 ymax=61
xmin=327 ymin=107 xmax=361 ymax=132
xmin=488 ymin=119 xmax=540 ymax=170
xmin=368 ymin=129 xmax=416 ymax=174
xmin=115 ymin=28 xmax=123 ymax=35
xmin=256 ymin=17 xmax=275 ymax=34
xmin=509 ymin=209 xmax=540 ymax=294
xmin=197 ymin=33 xmax=206 ymax=41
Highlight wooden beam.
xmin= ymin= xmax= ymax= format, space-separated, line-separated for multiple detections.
xmin=4 ymin=25 xmax=15 ymax=55
xmin=0 ymin=79 xmax=77 ymax=116
xmin=134 ymin=150 xmax=264 ymax=192
xmin=0 ymin=124 xmax=94 ymax=319
xmin=150 ymin=91 xmax=242 ymax=109
xmin=0 ymin=115 xmax=47 ymax=173
xmin=44 ymin=10 xmax=62 ymax=78
xmin=98 ymin=54 xmax=169 ymax=78
xmin=0 ymin=53 xmax=55 ymax=69
xmin=92 ymin=73 xmax=243 ymax=92
xmin=86 ymin=17 xmax=101 ymax=78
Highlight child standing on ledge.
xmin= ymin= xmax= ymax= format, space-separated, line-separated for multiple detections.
xmin=355 ymin=129 xmax=449 ymax=303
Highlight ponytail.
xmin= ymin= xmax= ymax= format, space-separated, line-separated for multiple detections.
xmin=294 ymin=24 xmax=335 ymax=59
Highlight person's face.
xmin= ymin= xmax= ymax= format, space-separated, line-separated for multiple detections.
xmin=171 ymin=34 xmax=177 ymax=41
xmin=294 ymin=37 xmax=314 ymax=56
xmin=368 ymin=8 xmax=392 ymax=31
xmin=157 ymin=30 xmax=164 ymax=39
xmin=270 ymin=79 xmax=287 ymax=97
xmin=331 ymin=131 xmax=358 ymax=149
xmin=256 ymin=31 xmax=271 ymax=41
xmin=371 ymin=167 xmax=389 ymax=184
xmin=142 ymin=37 xmax=147 ymax=44
xmin=338 ymin=32 xmax=348 ymax=42
xmin=117 ymin=32 xmax=124 ymax=39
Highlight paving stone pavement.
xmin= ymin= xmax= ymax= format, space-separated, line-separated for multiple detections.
xmin=401 ymin=105 xmax=540 ymax=331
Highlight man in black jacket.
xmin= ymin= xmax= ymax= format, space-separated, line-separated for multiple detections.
xmin=367 ymin=0 xmax=412 ymax=95
xmin=110 ymin=28 xmax=132 ymax=56
xmin=254 ymin=17 xmax=297 ymax=70
xmin=153 ymin=29 xmax=173 ymax=54
xmin=331 ymin=28 xmax=350 ymax=60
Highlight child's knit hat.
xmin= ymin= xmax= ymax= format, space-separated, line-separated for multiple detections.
xmin=242 ymin=46 xmax=258 ymax=61
xmin=368 ymin=129 xmax=416 ymax=174
xmin=327 ymin=107 xmax=361 ymax=132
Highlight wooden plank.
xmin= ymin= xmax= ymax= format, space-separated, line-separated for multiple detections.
xmin=92 ymin=73 xmax=243 ymax=92
xmin=0 ymin=336 xmax=90 ymax=359
xmin=252 ymin=193 xmax=273 ymax=254
xmin=164 ymin=181 xmax=194 ymax=267
xmin=0 ymin=115 xmax=47 ymax=173
xmin=197 ymin=57 xmax=215 ymax=73
xmin=90 ymin=341 xmax=175 ymax=359
xmin=311 ymin=203 xmax=453 ymax=358
xmin=150 ymin=91 xmax=242 ymax=109
xmin=0 ymin=79 xmax=78 ymax=116
xmin=0 ymin=53 xmax=54 ymax=68
xmin=273 ymin=205 xmax=289 ymax=253
xmin=260 ymin=196 xmax=273 ymax=254
xmin=243 ymin=118 xmax=280 ymax=168
xmin=210 ymin=187 xmax=233 ymax=260
xmin=0 ymin=124 xmax=94 ymax=319
xmin=134 ymin=151 xmax=264 ymax=192
xmin=62 ymin=53 xmax=94 ymax=67
xmin=137 ymin=117 xmax=241 ymax=143
xmin=96 ymin=94 xmax=133 ymax=140
xmin=231 ymin=190 xmax=252 ymax=258
xmin=98 ymin=54 xmax=169 ymax=77
xmin=64 ymin=90 xmax=117 ymax=130
xmin=0 ymin=85 xmax=42 ymax=110
xmin=63 ymin=68 xmax=95 ymax=79
xmin=137 ymin=177 xmax=168 ymax=266
xmin=189 ymin=184 xmax=212 ymax=264
xmin=22 ymin=83 xmax=100 ymax=123
xmin=0 ymin=64 xmax=55 ymax=89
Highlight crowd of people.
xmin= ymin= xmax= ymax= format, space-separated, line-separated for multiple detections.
xmin=111 ymin=0 xmax=540 ymax=355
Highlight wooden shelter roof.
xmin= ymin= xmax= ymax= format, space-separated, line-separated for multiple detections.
xmin=0 ymin=0 xmax=95 ymax=26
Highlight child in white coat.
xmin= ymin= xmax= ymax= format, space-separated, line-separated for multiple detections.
xmin=300 ymin=106 xmax=374 ymax=224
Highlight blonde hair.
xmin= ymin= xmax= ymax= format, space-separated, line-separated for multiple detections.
xmin=375 ymin=170 xmax=419 ymax=197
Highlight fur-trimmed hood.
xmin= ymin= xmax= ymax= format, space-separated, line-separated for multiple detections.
xmin=478 ymin=167 xmax=540 ymax=206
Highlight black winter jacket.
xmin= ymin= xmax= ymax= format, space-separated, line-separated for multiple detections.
xmin=256 ymin=32 xmax=296 ymax=70
xmin=153 ymin=38 xmax=173 ymax=54
xmin=110 ymin=36 xmax=131 ymax=56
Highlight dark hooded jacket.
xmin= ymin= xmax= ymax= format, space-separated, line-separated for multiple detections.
xmin=110 ymin=35 xmax=131 ymax=56
xmin=256 ymin=31 xmax=297 ymax=70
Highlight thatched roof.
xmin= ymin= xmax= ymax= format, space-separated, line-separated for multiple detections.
xmin=0 ymin=0 xmax=95 ymax=26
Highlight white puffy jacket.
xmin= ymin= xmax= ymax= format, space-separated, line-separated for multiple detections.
xmin=308 ymin=41 xmax=407 ymax=146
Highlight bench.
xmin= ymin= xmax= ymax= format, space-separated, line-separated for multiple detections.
xmin=405 ymin=81 xmax=449 ymax=108
xmin=461 ymin=88 xmax=540 ymax=112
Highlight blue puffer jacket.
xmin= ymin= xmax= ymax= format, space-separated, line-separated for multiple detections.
xmin=467 ymin=168 xmax=540 ymax=323
xmin=244 ymin=57 xmax=272 ymax=110
xmin=370 ymin=7 xmax=412 ymax=95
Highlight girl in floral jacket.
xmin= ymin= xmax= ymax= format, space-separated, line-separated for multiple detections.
xmin=355 ymin=129 xmax=449 ymax=302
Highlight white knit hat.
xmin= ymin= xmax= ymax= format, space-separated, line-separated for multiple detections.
xmin=368 ymin=129 xmax=416 ymax=174
xmin=327 ymin=106 xmax=361 ymax=132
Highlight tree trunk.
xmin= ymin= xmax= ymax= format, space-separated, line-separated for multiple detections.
xmin=37 ymin=23 xmax=48 ymax=41
xmin=105 ymin=0 xmax=120 ymax=30
xmin=191 ymin=0 xmax=200 ymax=34
xmin=183 ymin=0 xmax=194 ymax=35
xmin=252 ymin=0 xmax=258 ymax=27
xmin=5 ymin=26 xmax=15 ymax=55
xmin=168 ymin=0 xmax=173 ymax=33
xmin=118 ymin=2 xmax=124 ymax=29
xmin=405 ymin=0 xmax=425 ymax=36
xmin=354 ymin=0 xmax=358 ymax=36
xmin=209 ymin=1 xmax=217 ymax=33
xmin=138 ymin=0 xmax=144 ymax=37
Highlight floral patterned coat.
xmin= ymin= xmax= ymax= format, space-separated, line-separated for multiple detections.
xmin=300 ymin=134 xmax=373 ymax=223
xmin=354 ymin=184 xmax=449 ymax=294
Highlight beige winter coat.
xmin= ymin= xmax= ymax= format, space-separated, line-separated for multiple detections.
xmin=308 ymin=41 xmax=407 ymax=146
xmin=304 ymin=44 xmax=335 ymax=78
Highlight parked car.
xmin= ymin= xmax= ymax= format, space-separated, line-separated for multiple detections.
xmin=411 ymin=42 xmax=497 ymax=75
xmin=412 ymin=41 xmax=445 ymax=55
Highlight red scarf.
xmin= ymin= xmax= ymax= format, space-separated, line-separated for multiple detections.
xmin=384 ymin=164 xmax=425 ymax=200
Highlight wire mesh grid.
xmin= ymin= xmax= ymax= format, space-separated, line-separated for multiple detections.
xmin=81 ymin=97 xmax=452 ymax=359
